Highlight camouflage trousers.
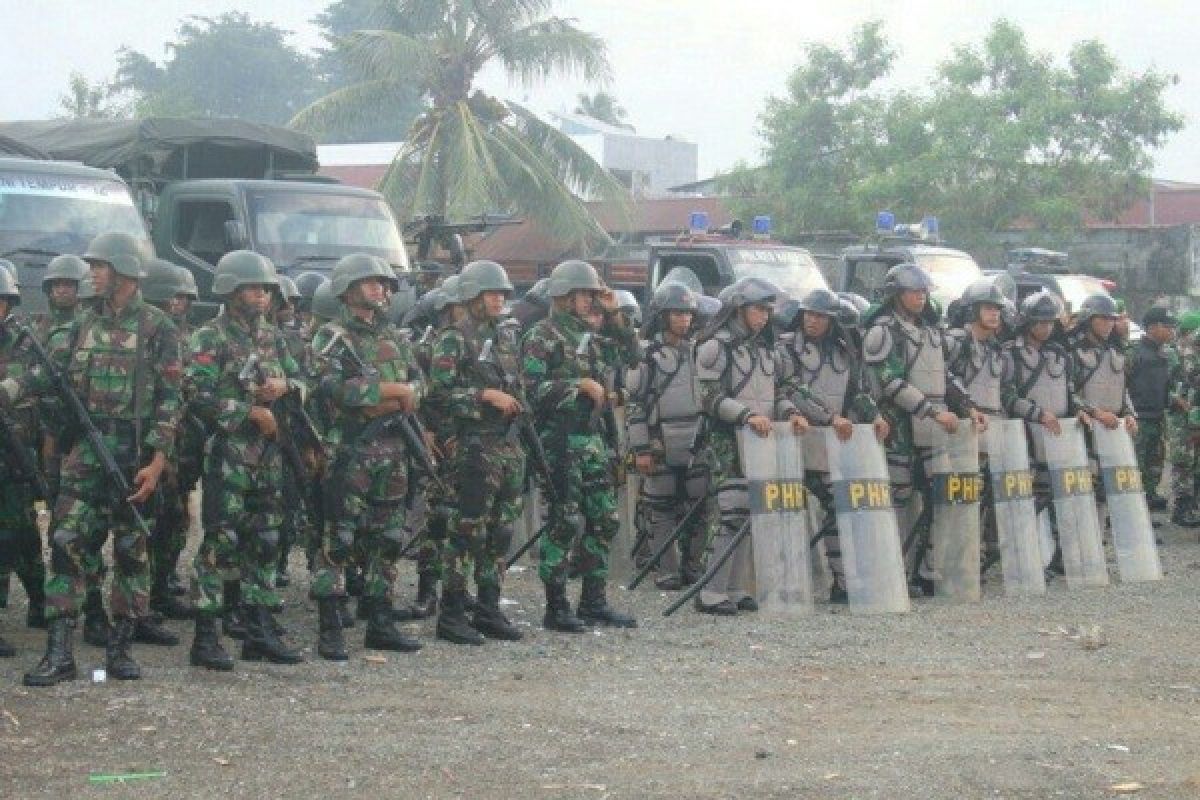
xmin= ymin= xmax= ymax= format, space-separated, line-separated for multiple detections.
xmin=539 ymin=429 xmax=618 ymax=585
xmin=1167 ymin=410 xmax=1196 ymax=500
xmin=192 ymin=437 xmax=284 ymax=614
xmin=46 ymin=444 xmax=153 ymax=621
xmin=311 ymin=435 xmax=408 ymax=601
xmin=151 ymin=465 xmax=190 ymax=586
xmin=0 ymin=478 xmax=44 ymax=607
xmin=444 ymin=433 xmax=525 ymax=595
xmin=1134 ymin=416 xmax=1167 ymax=498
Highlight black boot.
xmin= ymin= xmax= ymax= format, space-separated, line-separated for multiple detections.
xmin=337 ymin=596 xmax=356 ymax=629
xmin=150 ymin=571 xmax=193 ymax=620
xmin=134 ymin=612 xmax=180 ymax=646
xmin=240 ymin=606 xmax=304 ymax=664
xmin=20 ymin=565 xmax=46 ymax=629
xmin=23 ymin=618 xmax=77 ymax=686
xmin=106 ymin=617 xmax=141 ymax=680
xmin=577 ymin=577 xmax=637 ymax=628
xmin=363 ymin=597 xmax=422 ymax=652
xmin=316 ymin=597 xmax=348 ymax=662
xmin=471 ymin=585 xmax=522 ymax=641
xmin=436 ymin=590 xmax=485 ymax=646
xmin=414 ymin=572 xmax=438 ymax=619
xmin=221 ymin=582 xmax=246 ymax=640
xmin=542 ymin=583 xmax=588 ymax=633
xmin=189 ymin=613 xmax=234 ymax=671
xmin=82 ymin=589 xmax=112 ymax=647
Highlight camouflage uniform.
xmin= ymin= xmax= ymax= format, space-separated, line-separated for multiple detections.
xmin=1128 ymin=333 xmax=1181 ymax=503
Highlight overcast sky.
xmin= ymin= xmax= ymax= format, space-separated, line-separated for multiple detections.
xmin=3 ymin=0 xmax=1197 ymax=181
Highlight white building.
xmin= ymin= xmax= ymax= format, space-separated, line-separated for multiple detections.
xmin=551 ymin=111 xmax=697 ymax=198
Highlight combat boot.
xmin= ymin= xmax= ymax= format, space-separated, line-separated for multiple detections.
xmin=22 ymin=618 xmax=77 ymax=686
xmin=221 ymin=581 xmax=247 ymax=640
xmin=189 ymin=613 xmax=234 ymax=671
xmin=436 ymin=590 xmax=484 ymax=646
xmin=1172 ymin=496 xmax=1200 ymax=527
xmin=240 ymin=606 xmax=303 ymax=664
xmin=363 ymin=597 xmax=422 ymax=652
xmin=316 ymin=597 xmax=348 ymax=662
xmin=82 ymin=589 xmax=112 ymax=647
xmin=337 ymin=596 xmax=355 ymax=629
xmin=149 ymin=571 xmax=193 ymax=620
xmin=577 ymin=577 xmax=637 ymax=628
xmin=414 ymin=571 xmax=438 ymax=618
xmin=134 ymin=612 xmax=181 ymax=646
xmin=471 ymin=585 xmax=522 ymax=641
xmin=542 ymin=582 xmax=588 ymax=633
xmin=105 ymin=617 xmax=142 ymax=681
xmin=20 ymin=564 xmax=46 ymax=628
xmin=1147 ymin=493 xmax=1169 ymax=512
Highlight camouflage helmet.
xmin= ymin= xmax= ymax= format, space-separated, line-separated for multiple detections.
xmin=294 ymin=271 xmax=327 ymax=308
xmin=42 ymin=254 xmax=90 ymax=290
xmin=276 ymin=275 xmax=301 ymax=303
xmin=0 ymin=266 xmax=20 ymax=305
xmin=547 ymin=259 xmax=605 ymax=298
xmin=718 ymin=277 xmax=778 ymax=310
xmin=211 ymin=250 xmax=278 ymax=296
xmin=331 ymin=253 xmax=398 ymax=298
xmin=83 ymin=232 xmax=148 ymax=278
xmin=310 ymin=280 xmax=340 ymax=322
xmin=457 ymin=259 xmax=514 ymax=302
xmin=960 ymin=278 xmax=1008 ymax=308
xmin=882 ymin=262 xmax=934 ymax=294
xmin=176 ymin=266 xmax=199 ymax=299
xmin=141 ymin=258 xmax=185 ymax=303
xmin=798 ymin=287 xmax=843 ymax=317
xmin=1020 ymin=289 xmax=1064 ymax=325
xmin=1076 ymin=293 xmax=1119 ymax=321
xmin=431 ymin=275 xmax=463 ymax=312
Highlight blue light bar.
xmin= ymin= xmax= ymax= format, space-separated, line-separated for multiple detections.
xmin=922 ymin=215 xmax=939 ymax=237
xmin=752 ymin=215 xmax=771 ymax=237
xmin=688 ymin=211 xmax=709 ymax=234
xmin=876 ymin=210 xmax=895 ymax=233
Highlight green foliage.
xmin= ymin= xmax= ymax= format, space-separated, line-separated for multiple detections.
xmin=57 ymin=72 xmax=127 ymax=119
xmin=731 ymin=19 xmax=1183 ymax=241
xmin=574 ymin=91 xmax=633 ymax=130
xmin=292 ymin=0 xmax=630 ymax=248
xmin=114 ymin=12 xmax=319 ymax=126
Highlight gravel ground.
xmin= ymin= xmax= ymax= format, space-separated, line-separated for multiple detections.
xmin=2 ymin=511 xmax=1199 ymax=799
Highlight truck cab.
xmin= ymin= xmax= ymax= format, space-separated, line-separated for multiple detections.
xmin=644 ymin=213 xmax=828 ymax=300
xmin=839 ymin=213 xmax=984 ymax=311
xmin=0 ymin=156 xmax=152 ymax=312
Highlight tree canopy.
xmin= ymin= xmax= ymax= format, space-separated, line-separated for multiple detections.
xmin=574 ymin=91 xmax=633 ymax=130
xmin=727 ymin=19 xmax=1183 ymax=242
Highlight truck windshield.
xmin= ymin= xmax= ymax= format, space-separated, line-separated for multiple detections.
xmin=913 ymin=252 xmax=983 ymax=303
xmin=247 ymin=189 xmax=409 ymax=270
xmin=728 ymin=247 xmax=828 ymax=300
xmin=0 ymin=169 xmax=147 ymax=254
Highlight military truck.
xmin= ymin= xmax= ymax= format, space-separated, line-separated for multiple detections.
xmin=839 ymin=212 xmax=984 ymax=311
xmin=0 ymin=118 xmax=410 ymax=312
xmin=0 ymin=154 xmax=153 ymax=312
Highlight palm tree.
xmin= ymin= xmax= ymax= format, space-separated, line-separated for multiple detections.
xmin=291 ymin=0 xmax=630 ymax=248
xmin=574 ymin=91 xmax=633 ymax=131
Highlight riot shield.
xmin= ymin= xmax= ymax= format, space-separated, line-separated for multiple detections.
xmin=511 ymin=485 xmax=542 ymax=564
xmin=1091 ymin=423 xmax=1162 ymax=583
xmin=1039 ymin=419 xmax=1109 ymax=588
xmin=738 ymin=422 xmax=813 ymax=613
xmin=985 ymin=420 xmax=1046 ymax=596
xmin=827 ymin=425 xmax=910 ymax=613
xmin=930 ymin=426 xmax=982 ymax=601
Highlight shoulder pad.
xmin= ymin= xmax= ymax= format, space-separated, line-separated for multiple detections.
xmin=861 ymin=323 xmax=893 ymax=364
xmin=696 ymin=337 xmax=725 ymax=374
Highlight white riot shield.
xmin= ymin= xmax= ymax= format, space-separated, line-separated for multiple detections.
xmin=985 ymin=420 xmax=1046 ymax=596
xmin=930 ymin=426 xmax=982 ymax=601
xmin=827 ymin=425 xmax=910 ymax=613
xmin=739 ymin=423 xmax=813 ymax=613
xmin=1040 ymin=419 xmax=1109 ymax=588
xmin=511 ymin=485 xmax=542 ymax=563
xmin=1091 ymin=423 xmax=1163 ymax=583
xmin=610 ymin=405 xmax=636 ymax=584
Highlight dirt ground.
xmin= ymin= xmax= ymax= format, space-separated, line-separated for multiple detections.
xmin=2 ymin=511 xmax=1200 ymax=800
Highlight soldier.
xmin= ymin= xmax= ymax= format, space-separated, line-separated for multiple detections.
xmin=944 ymin=279 xmax=1014 ymax=570
xmin=626 ymin=281 xmax=712 ymax=591
xmin=0 ymin=270 xmax=41 ymax=656
xmin=427 ymin=260 xmax=526 ymax=644
xmin=778 ymin=288 xmax=887 ymax=603
xmin=187 ymin=251 xmax=304 ymax=670
xmin=310 ymin=254 xmax=424 ymax=659
xmin=293 ymin=270 xmax=327 ymax=331
xmin=521 ymin=260 xmax=640 ymax=631
xmin=1128 ymin=306 xmax=1181 ymax=512
xmin=271 ymin=274 xmax=308 ymax=589
xmin=1068 ymin=294 xmax=1137 ymax=436
xmin=861 ymin=263 xmax=983 ymax=596
xmin=36 ymin=254 xmax=91 ymax=338
xmin=692 ymin=277 xmax=808 ymax=614
xmin=6 ymin=232 xmax=182 ymax=686
xmin=140 ymin=260 xmax=198 ymax=622
xmin=1171 ymin=311 xmax=1200 ymax=526
xmin=1004 ymin=290 xmax=1092 ymax=576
